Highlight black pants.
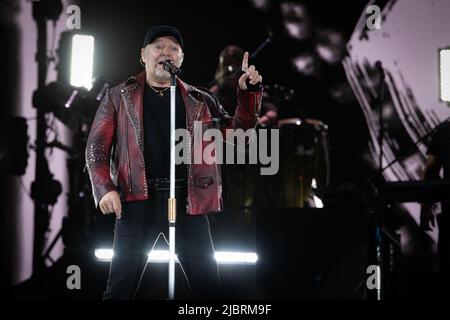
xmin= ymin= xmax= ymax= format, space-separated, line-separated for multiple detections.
xmin=103 ymin=188 xmax=220 ymax=300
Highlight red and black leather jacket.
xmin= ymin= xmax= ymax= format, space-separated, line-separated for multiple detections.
xmin=86 ymin=71 xmax=262 ymax=215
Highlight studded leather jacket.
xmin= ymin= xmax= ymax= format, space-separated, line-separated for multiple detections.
xmin=86 ymin=71 xmax=262 ymax=215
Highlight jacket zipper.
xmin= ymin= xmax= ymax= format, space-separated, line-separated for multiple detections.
xmin=126 ymin=111 xmax=132 ymax=192
xmin=185 ymin=94 xmax=202 ymax=214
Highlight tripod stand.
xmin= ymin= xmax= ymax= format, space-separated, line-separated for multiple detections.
xmin=30 ymin=0 xmax=63 ymax=274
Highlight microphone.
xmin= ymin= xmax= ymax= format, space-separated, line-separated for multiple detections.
xmin=161 ymin=60 xmax=182 ymax=76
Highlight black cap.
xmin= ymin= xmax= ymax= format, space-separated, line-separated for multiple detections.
xmin=142 ymin=25 xmax=183 ymax=49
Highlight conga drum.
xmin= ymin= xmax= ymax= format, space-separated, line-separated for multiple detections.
xmin=221 ymin=136 xmax=260 ymax=210
xmin=275 ymin=118 xmax=330 ymax=207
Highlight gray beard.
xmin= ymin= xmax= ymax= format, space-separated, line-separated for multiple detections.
xmin=155 ymin=68 xmax=171 ymax=81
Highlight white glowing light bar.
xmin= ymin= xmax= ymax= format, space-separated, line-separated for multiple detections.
xmin=95 ymin=249 xmax=113 ymax=260
xmin=214 ymin=251 xmax=258 ymax=264
xmin=149 ymin=249 xmax=179 ymax=263
xmin=439 ymin=48 xmax=450 ymax=102
xmin=94 ymin=249 xmax=179 ymax=263
xmin=95 ymin=249 xmax=258 ymax=264
xmin=70 ymin=34 xmax=94 ymax=90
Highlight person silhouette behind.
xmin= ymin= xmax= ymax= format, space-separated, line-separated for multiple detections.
xmin=420 ymin=119 xmax=450 ymax=296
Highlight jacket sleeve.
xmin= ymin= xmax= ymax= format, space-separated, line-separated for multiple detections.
xmin=85 ymin=88 xmax=117 ymax=207
xmin=231 ymin=89 xmax=263 ymax=130
xmin=206 ymin=88 xmax=263 ymax=131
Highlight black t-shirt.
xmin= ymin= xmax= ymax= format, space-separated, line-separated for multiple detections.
xmin=143 ymin=84 xmax=187 ymax=179
xmin=427 ymin=120 xmax=450 ymax=179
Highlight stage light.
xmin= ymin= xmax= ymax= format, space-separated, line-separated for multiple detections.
xmin=214 ymin=251 xmax=258 ymax=264
xmin=291 ymin=53 xmax=317 ymax=76
xmin=70 ymin=34 xmax=94 ymax=90
xmin=94 ymin=249 xmax=179 ymax=263
xmin=148 ymin=250 xmax=180 ymax=263
xmin=249 ymin=0 xmax=270 ymax=11
xmin=283 ymin=22 xmax=302 ymax=40
xmin=95 ymin=249 xmax=258 ymax=264
xmin=439 ymin=48 xmax=450 ymax=103
xmin=280 ymin=2 xmax=312 ymax=41
xmin=56 ymin=31 xmax=95 ymax=90
xmin=95 ymin=249 xmax=113 ymax=260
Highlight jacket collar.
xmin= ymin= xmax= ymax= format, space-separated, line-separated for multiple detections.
xmin=124 ymin=70 xmax=202 ymax=98
xmin=123 ymin=70 xmax=206 ymax=124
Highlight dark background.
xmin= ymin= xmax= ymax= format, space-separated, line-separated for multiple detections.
xmin=1 ymin=0 xmax=399 ymax=300
xmin=80 ymin=0 xmax=372 ymax=186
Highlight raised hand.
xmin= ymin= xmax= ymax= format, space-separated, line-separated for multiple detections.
xmin=238 ymin=52 xmax=263 ymax=90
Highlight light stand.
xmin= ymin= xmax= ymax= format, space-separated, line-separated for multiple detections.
xmin=31 ymin=0 xmax=63 ymax=275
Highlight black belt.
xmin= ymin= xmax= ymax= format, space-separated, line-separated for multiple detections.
xmin=147 ymin=178 xmax=187 ymax=191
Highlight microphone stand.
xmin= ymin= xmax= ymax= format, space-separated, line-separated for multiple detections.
xmin=167 ymin=67 xmax=177 ymax=300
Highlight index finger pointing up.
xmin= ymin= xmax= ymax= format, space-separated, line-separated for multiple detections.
xmin=241 ymin=51 xmax=249 ymax=71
